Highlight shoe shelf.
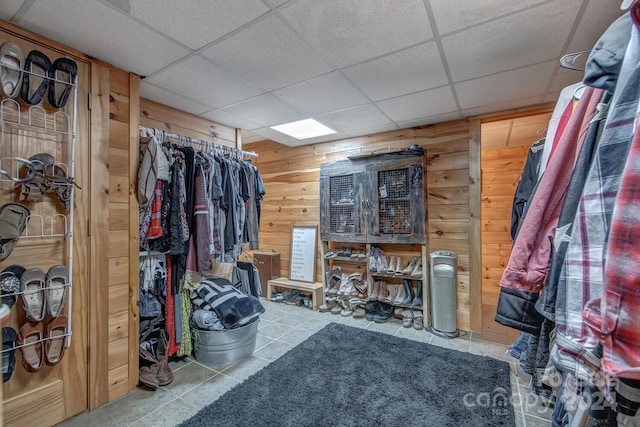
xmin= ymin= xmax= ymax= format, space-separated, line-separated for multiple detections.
xmin=1 ymin=66 xmax=77 ymax=357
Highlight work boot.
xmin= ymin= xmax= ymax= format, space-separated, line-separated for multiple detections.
xmin=365 ymin=301 xmax=380 ymax=321
xmin=412 ymin=280 xmax=423 ymax=307
xmin=403 ymin=279 xmax=415 ymax=305
xmin=373 ymin=302 xmax=394 ymax=323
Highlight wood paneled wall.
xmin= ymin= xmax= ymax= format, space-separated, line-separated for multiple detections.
xmin=246 ymin=120 xmax=476 ymax=331
xmin=103 ymin=69 xmax=140 ymax=402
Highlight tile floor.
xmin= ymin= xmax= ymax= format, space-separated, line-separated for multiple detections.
xmin=57 ymin=300 xmax=553 ymax=427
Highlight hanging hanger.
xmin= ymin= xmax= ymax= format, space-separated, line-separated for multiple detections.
xmin=559 ymin=50 xmax=591 ymax=72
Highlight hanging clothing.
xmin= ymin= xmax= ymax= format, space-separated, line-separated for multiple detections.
xmin=551 ymin=11 xmax=637 ymax=383
xmin=511 ymin=138 xmax=545 ymax=240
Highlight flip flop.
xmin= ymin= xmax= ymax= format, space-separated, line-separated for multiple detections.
xmin=20 ymin=268 xmax=46 ymax=322
xmin=48 ymin=57 xmax=77 ymax=109
xmin=0 ymin=202 xmax=30 ymax=260
xmin=45 ymin=315 xmax=67 ymax=366
xmin=0 ymin=41 xmax=24 ymax=99
xmin=20 ymin=50 xmax=51 ymax=105
xmin=17 ymin=321 xmax=44 ymax=372
xmin=46 ymin=265 xmax=68 ymax=317
xmin=20 ymin=153 xmax=55 ymax=203
xmin=2 ymin=326 xmax=17 ymax=382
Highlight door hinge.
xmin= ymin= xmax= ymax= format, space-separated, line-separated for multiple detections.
xmin=88 ymin=93 xmax=92 ymax=110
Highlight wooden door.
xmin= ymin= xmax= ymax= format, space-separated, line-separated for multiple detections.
xmin=1 ymin=27 xmax=89 ymax=426
xmin=479 ymin=113 xmax=550 ymax=345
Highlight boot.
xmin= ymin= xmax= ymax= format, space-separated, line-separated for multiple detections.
xmin=393 ymin=283 xmax=407 ymax=305
xmin=402 ymin=309 xmax=413 ymax=328
xmin=156 ymin=330 xmax=174 ymax=386
xmin=377 ymin=281 xmax=388 ymax=302
xmin=318 ymin=299 xmax=337 ymax=312
xmin=369 ymin=281 xmax=380 ymax=301
xmin=337 ymin=273 xmax=349 ymax=295
xmin=365 ymin=301 xmax=380 ymax=321
xmin=385 ymin=284 xmax=398 ymax=303
xmin=411 ymin=280 xmax=423 ymax=307
xmin=394 ymin=256 xmax=403 ymax=274
xmin=411 ymin=257 xmax=423 ymax=277
xmin=402 ymin=256 xmax=418 ymax=275
xmin=373 ymin=302 xmax=394 ymax=323
xmin=386 ymin=256 xmax=397 ymax=273
xmin=402 ymin=279 xmax=415 ymax=305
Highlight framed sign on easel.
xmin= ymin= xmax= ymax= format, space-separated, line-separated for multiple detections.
xmin=289 ymin=224 xmax=318 ymax=282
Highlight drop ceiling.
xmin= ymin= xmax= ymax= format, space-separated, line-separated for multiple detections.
xmin=0 ymin=0 xmax=625 ymax=147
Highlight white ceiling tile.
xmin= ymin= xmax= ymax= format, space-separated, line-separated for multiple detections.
xmin=564 ymin=1 xmax=626 ymax=54
xmin=547 ymin=68 xmax=583 ymax=95
xmin=0 ymin=0 xmax=24 ymax=21
xmin=201 ymin=109 xmax=262 ymax=131
xmin=251 ymin=127 xmax=300 ymax=146
xmin=300 ymin=131 xmax=349 ymax=145
xmin=456 ymin=61 xmax=555 ymax=110
xmin=17 ymin=0 xmax=190 ymax=76
xmin=344 ymin=123 xmax=400 ymax=138
xmin=316 ymin=104 xmax=392 ymax=133
xmin=397 ymin=112 xmax=463 ymax=128
xmin=442 ymin=0 xmax=581 ymax=82
xmin=273 ymin=72 xmax=369 ymax=116
xmin=221 ymin=94 xmax=307 ymax=127
xmin=376 ymin=86 xmax=458 ymax=123
xmin=461 ymin=95 xmax=544 ymax=117
xmin=140 ymin=82 xmax=213 ymax=115
xmin=239 ymin=130 xmax=265 ymax=144
xmin=343 ymin=42 xmax=448 ymax=101
xmin=145 ymin=55 xmax=263 ymax=109
xmin=430 ymin=0 xmax=547 ymax=36
xmin=128 ymin=0 xmax=269 ymax=49
xmin=201 ymin=15 xmax=332 ymax=91
xmin=281 ymin=0 xmax=432 ymax=68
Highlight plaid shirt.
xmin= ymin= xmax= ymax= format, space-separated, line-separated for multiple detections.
xmin=551 ymin=65 xmax=640 ymax=382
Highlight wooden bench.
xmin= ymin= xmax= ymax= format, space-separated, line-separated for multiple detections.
xmin=266 ymin=277 xmax=324 ymax=311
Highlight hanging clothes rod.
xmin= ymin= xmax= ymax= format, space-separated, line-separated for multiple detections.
xmin=139 ymin=126 xmax=258 ymax=159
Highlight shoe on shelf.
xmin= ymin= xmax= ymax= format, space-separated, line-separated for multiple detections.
xmin=403 ymin=279 xmax=415 ymax=305
xmin=394 ymin=256 xmax=404 ymax=274
xmin=411 ymin=257 xmax=423 ymax=278
xmin=402 ymin=310 xmax=414 ymax=328
xmin=402 ymin=256 xmax=418 ymax=275
xmin=376 ymin=281 xmax=388 ymax=302
xmin=386 ymin=256 xmax=397 ymax=273
xmin=411 ymin=280 xmax=423 ymax=307
xmin=384 ymin=284 xmax=398 ymax=303
xmin=393 ymin=283 xmax=407 ymax=305
xmin=369 ymin=281 xmax=380 ymax=301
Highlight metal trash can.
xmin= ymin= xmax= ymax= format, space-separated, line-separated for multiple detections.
xmin=429 ymin=250 xmax=459 ymax=338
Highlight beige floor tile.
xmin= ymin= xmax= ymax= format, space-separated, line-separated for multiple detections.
xmin=253 ymin=339 xmax=293 ymax=361
xmin=55 ymin=409 xmax=119 ymax=427
xmin=275 ymin=327 xmax=316 ymax=346
xmin=130 ymin=397 xmax=200 ymax=427
xmin=162 ymin=361 xmax=218 ymax=397
xmin=257 ymin=321 xmax=293 ymax=339
xmin=180 ymin=373 xmax=240 ymax=410
xmin=222 ymin=354 xmax=271 ymax=381
xmin=100 ymin=388 xmax=177 ymax=425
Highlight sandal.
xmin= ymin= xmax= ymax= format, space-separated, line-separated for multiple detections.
xmin=46 ymin=265 xmax=68 ymax=317
xmin=1 ymin=265 xmax=25 ymax=311
xmin=0 ymin=202 xmax=30 ymax=260
xmin=2 ymin=326 xmax=17 ymax=382
xmin=20 ymin=50 xmax=51 ymax=105
xmin=45 ymin=315 xmax=67 ymax=365
xmin=19 ymin=153 xmax=54 ymax=203
xmin=0 ymin=41 xmax=24 ymax=99
xmin=17 ymin=320 xmax=44 ymax=372
xmin=48 ymin=57 xmax=77 ymax=109
xmin=20 ymin=267 xmax=46 ymax=322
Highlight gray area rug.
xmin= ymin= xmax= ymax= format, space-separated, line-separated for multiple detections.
xmin=178 ymin=323 xmax=515 ymax=427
